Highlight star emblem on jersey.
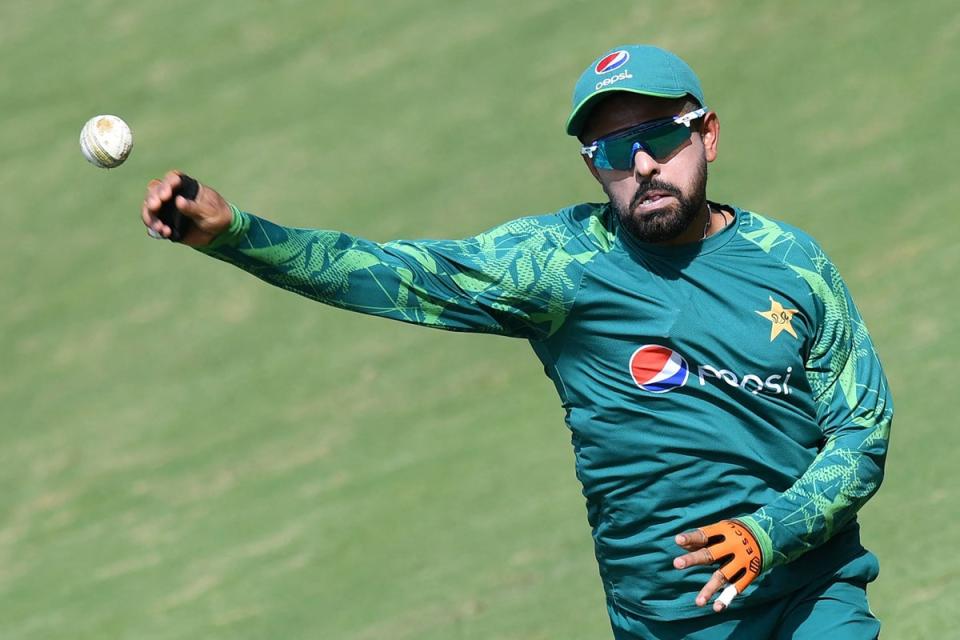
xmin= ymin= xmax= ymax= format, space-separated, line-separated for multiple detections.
xmin=755 ymin=297 xmax=800 ymax=341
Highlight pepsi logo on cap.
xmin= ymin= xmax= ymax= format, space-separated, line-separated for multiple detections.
xmin=595 ymin=50 xmax=630 ymax=74
xmin=630 ymin=345 xmax=689 ymax=393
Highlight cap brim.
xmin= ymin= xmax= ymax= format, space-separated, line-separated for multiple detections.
xmin=565 ymin=87 xmax=690 ymax=137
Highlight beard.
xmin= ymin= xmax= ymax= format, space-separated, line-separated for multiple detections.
xmin=607 ymin=158 xmax=708 ymax=243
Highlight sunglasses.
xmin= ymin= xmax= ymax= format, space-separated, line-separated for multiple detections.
xmin=581 ymin=107 xmax=708 ymax=170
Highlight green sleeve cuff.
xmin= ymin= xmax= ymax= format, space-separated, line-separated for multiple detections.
xmin=202 ymin=203 xmax=250 ymax=250
xmin=736 ymin=516 xmax=775 ymax=573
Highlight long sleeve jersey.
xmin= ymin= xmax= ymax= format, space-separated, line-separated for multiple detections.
xmin=199 ymin=201 xmax=893 ymax=621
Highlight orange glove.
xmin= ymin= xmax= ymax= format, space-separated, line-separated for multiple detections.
xmin=697 ymin=519 xmax=763 ymax=595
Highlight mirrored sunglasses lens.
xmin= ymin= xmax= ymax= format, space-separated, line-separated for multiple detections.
xmin=601 ymin=137 xmax=639 ymax=170
xmin=643 ymin=124 xmax=692 ymax=161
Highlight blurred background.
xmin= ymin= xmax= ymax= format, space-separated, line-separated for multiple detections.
xmin=1 ymin=1 xmax=957 ymax=638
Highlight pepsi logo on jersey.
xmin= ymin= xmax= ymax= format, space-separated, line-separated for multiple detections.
xmin=629 ymin=344 xmax=793 ymax=396
xmin=629 ymin=345 xmax=690 ymax=393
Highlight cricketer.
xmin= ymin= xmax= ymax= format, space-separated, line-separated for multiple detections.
xmin=140 ymin=45 xmax=892 ymax=639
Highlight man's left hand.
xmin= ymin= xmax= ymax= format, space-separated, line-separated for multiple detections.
xmin=673 ymin=519 xmax=763 ymax=612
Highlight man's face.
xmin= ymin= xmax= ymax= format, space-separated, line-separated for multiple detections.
xmin=579 ymin=93 xmax=719 ymax=244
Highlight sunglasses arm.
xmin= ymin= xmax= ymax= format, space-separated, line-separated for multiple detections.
xmin=674 ymin=107 xmax=708 ymax=128
xmin=580 ymin=144 xmax=598 ymax=159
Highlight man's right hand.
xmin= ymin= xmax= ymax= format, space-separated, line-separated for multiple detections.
xmin=141 ymin=170 xmax=233 ymax=247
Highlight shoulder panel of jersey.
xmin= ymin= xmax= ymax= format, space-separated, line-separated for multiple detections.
xmin=737 ymin=210 xmax=861 ymax=407
xmin=394 ymin=202 xmax=616 ymax=340
xmin=503 ymin=202 xmax=615 ymax=338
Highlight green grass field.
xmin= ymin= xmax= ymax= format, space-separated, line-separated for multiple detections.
xmin=2 ymin=1 xmax=958 ymax=638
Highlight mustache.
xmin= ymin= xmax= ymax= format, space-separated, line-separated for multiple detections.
xmin=630 ymin=180 xmax=684 ymax=210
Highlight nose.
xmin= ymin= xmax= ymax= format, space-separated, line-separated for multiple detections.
xmin=632 ymin=145 xmax=660 ymax=179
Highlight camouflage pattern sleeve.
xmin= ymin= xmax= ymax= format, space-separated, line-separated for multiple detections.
xmin=197 ymin=205 xmax=595 ymax=340
xmin=739 ymin=239 xmax=894 ymax=571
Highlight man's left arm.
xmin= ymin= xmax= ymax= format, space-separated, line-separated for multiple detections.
xmin=739 ymin=262 xmax=894 ymax=570
xmin=674 ymin=255 xmax=893 ymax=610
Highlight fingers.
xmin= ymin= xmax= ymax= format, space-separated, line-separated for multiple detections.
xmin=141 ymin=171 xmax=186 ymax=239
xmin=695 ymin=569 xmax=728 ymax=609
xmin=143 ymin=171 xmax=183 ymax=210
xmin=715 ymin=584 xmax=739 ymax=611
xmin=674 ymin=528 xmax=709 ymax=551
xmin=673 ymin=528 xmax=713 ymax=569
xmin=692 ymin=566 xmax=743 ymax=611
xmin=174 ymin=193 xmax=202 ymax=215
xmin=142 ymin=197 xmax=168 ymax=238
xmin=673 ymin=546 xmax=713 ymax=570
xmin=164 ymin=169 xmax=183 ymax=187
xmin=141 ymin=198 xmax=171 ymax=238
xmin=672 ymin=520 xmax=763 ymax=613
xmin=143 ymin=176 xmax=169 ymax=216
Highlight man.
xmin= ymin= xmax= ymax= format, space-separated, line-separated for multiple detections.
xmin=141 ymin=45 xmax=892 ymax=639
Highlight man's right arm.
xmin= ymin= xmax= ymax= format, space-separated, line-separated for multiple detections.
xmin=141 ymin=171 xmax=589 ymax=340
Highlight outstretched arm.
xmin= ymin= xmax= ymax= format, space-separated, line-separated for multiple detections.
xmin=141 ymin=171 xmax=589 ymax=340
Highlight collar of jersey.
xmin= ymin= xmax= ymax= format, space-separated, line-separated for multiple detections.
xmin=614 ymin=201 xmax=741 ymax=259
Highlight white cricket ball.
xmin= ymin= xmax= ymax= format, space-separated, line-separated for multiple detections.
xmin=79 ymin=114 xmax=133 ymax=168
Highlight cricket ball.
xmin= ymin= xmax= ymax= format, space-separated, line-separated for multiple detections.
xmin=79 ymin=114 xmax=133 ymax=168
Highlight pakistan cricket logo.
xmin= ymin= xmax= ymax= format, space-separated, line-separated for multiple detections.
xmin=756 ymin=297 xmax=800 ymax=341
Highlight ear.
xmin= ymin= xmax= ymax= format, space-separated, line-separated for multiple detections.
xmin=700 ymin=112 xmax=720 ymax=163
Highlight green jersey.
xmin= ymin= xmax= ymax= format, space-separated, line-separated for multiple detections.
xmin=200 ymin=201 xmax=892 ymax=621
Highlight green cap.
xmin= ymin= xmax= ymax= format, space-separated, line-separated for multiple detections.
xmin=565 ymin=45 xmax=705 ymax=137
